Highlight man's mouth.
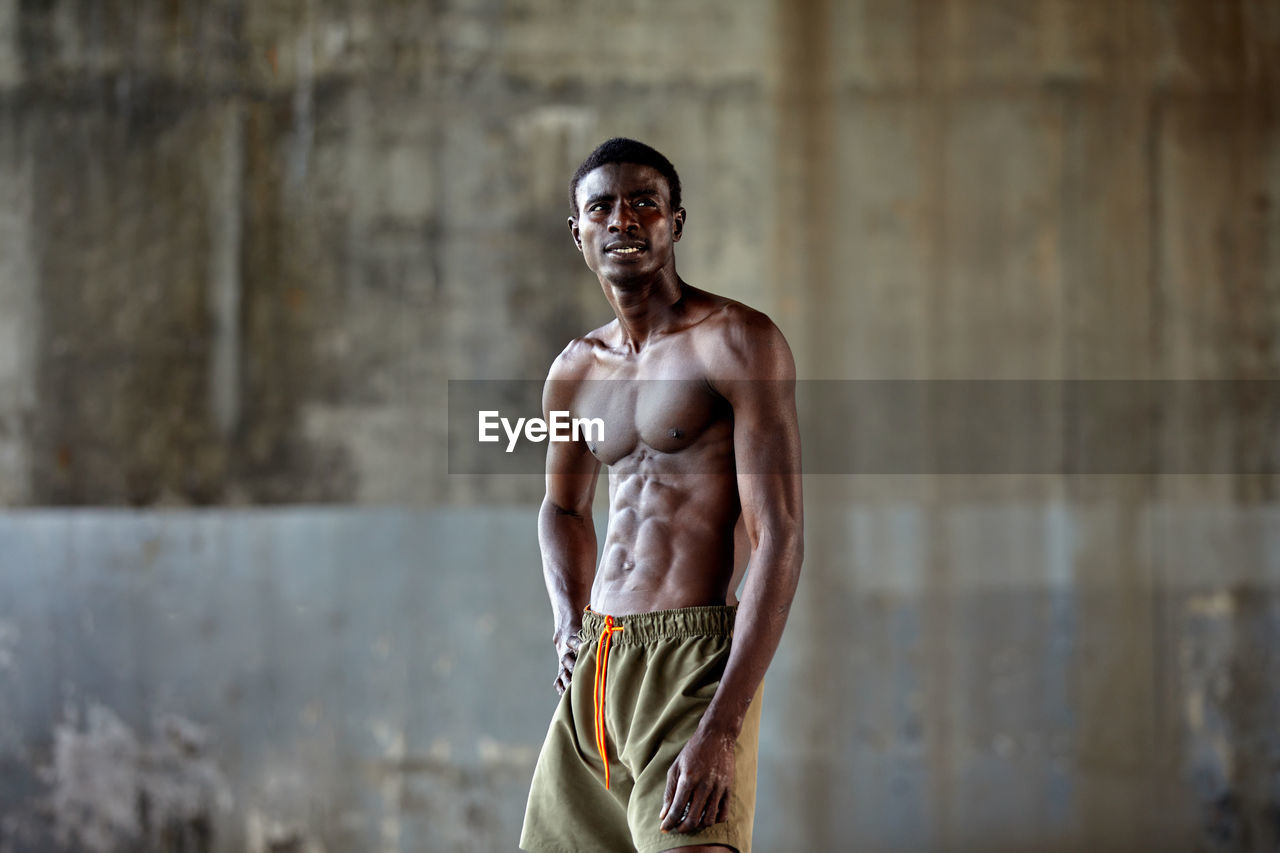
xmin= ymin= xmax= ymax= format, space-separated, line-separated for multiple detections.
xmin=605 ymin=243 xmax=645 ymax=256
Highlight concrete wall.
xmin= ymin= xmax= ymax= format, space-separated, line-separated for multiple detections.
xmin=2 ymin=506 xmax=1278 ymax=852
xmin=0 ymin=0 xmax=780 ymax=506
xmin=0 ymin=2 xmax=1277 ymax=503
xmin=1 ymin=1 xmax=1279 ymax=851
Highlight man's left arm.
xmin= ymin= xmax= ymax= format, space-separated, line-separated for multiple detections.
xmin=660 ymin=311 xmax=804 ymax=833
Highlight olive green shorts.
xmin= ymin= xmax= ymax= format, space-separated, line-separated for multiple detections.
xmin=520 ymin=605 xmax=762 ymax=853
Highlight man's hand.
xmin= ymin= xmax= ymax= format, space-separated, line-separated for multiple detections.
xmin=659 ymin=726 xmax=736 ymax=834
xmin=552 ymin=627 xmax=582 ymax=695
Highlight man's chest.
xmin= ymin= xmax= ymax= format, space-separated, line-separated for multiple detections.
xmin=570 ymin=370 xmax=730 ymax=464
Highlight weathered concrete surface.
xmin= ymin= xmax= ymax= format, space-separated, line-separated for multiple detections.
xmin=1 ymin=505 xmax=1278 ymax=852
xmin=0 ymin=0 xmax=777 ymax=506
xmin=0 ymin=509 xmax=554 ymax=852
xmin=0 ymin=2 xmax=1278 ymax=852
xmin=0 ymin=1 xmax=1275 ymax=505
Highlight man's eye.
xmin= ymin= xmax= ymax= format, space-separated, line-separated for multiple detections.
xmin=636 ymin=199 xmax=655 ymax=207
xmin=589 ymin=204 xmax=608 ymax=212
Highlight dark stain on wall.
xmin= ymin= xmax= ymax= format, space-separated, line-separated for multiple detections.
xmin=28 ymin=94 xmax=224 ymax=505
xmin=233 ymin=92 xmax=357 ymax=503
xmin=15 ymin=2 xmax=365 ymax=505
xmin=1214 ymin=584 xmax=1280 ymax=851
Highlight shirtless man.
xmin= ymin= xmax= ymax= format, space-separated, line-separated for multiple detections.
xmin=520 ymin=138 xmax=803 ymax=853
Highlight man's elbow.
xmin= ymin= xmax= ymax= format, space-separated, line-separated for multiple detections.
xmin=756 ymin=524 xmax=803 ymax=566
xmin=768 ymin=525 xmax=798 ymax=584
xmin=778 ymin=522 xmax=804 ymax=574
xmin=541 ymin=495 xmax=588 ymax=521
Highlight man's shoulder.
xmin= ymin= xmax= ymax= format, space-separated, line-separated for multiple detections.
xmin=686 ymin=292 xmax=790 ymax=365
xmin=693 ymin=295 xmax=780 ymax=341
xmin=546 ymin=320 xmax=616 ymax=381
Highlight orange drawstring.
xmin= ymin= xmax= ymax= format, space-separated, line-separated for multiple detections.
xmin=592 ymin=614 xmax=625 ymax=789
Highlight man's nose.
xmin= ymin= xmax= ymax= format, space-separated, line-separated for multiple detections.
xmin=608 ymin=205 xmax=638 ymax=232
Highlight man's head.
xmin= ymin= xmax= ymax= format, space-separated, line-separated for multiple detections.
xmin=568 ymin=138 xmax=682 ymax=216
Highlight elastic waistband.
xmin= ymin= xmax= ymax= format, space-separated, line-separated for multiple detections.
xmin=582 ymin=605 xmax=736 ymax=645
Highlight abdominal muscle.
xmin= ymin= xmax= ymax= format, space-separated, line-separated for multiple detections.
xmin=589 ymin=466 xmax=741 ymax=616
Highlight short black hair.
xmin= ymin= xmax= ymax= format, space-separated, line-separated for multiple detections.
xmin=568 ymin=137 xmax=682 ymax=215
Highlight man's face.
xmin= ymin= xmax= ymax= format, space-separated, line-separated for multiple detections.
xmin=569 ymin=163 xmax=685 ymax=283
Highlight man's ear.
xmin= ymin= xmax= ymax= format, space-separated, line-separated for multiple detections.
xmin=673 ymin=208 xmax=686 ymax=241
xmin=567 ymin=216 xmax=582 ymax=251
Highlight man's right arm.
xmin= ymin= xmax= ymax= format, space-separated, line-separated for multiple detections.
xmin=538 ymin=349 xmax=602 ymax=695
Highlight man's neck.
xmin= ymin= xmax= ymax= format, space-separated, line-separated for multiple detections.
xmin=600 ymin=270 xmax=685 ymax=354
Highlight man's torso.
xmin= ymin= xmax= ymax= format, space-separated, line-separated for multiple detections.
xmin=561 ymin=289 xmax=751 ymax=615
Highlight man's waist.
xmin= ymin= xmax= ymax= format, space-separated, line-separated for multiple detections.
xmin=581 ymin=604 xmax=736 ymax=645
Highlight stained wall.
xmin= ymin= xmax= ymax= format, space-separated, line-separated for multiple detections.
xmin=1 ymin=2 xmax=1278 ymax=851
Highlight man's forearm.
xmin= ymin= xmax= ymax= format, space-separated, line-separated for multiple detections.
xmin=699 ymin=529 xmax=803 ymax=738
xmin=538 ymin=497 xmax=597 ymax=631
